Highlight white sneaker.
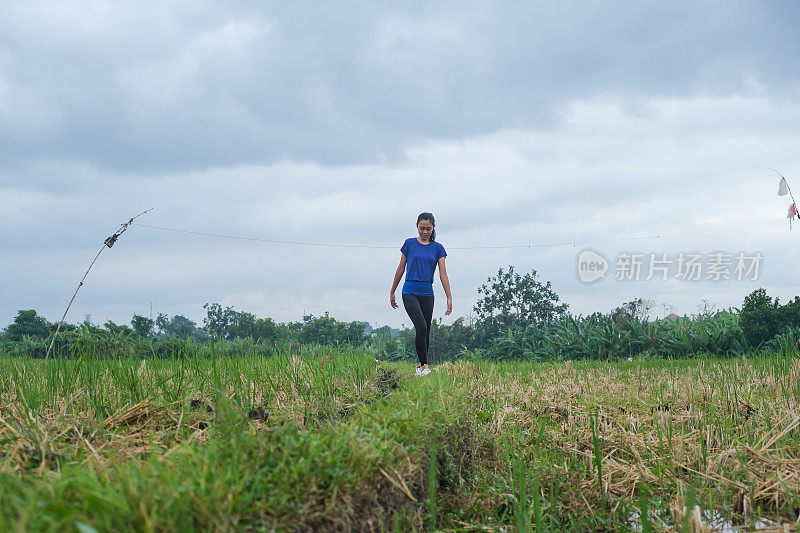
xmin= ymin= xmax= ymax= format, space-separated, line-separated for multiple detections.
xmin=419 ymin=364 xmax=431 ymax=376
xmin=414 ymin=365 xmax=422 ymax=376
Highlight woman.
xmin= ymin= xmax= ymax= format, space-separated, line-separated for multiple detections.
xmin=390 ymin=212 xmax=452 ymax=376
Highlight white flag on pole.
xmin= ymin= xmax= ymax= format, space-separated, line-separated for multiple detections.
xmin=779 ymin=177 xmax=789 ymax=196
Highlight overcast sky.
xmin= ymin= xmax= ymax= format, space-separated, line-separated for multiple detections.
xmin=3 ymin=1 xmax=800 ymax=330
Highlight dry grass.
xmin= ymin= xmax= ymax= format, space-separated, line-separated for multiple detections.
xmin=439 ymin=356 xmax=800 ymax=529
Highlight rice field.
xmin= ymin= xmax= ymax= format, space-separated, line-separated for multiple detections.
xmin=1 ymin=346 xmax=799 ymax=531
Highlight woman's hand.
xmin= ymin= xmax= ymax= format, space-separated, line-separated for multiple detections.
xmin=390 ymin=292 xmax=398 ymax=309
xmin=445 ymin=297 xmax=453 ymax=316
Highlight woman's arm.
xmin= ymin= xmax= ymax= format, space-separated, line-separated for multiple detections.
xmin=438 ymin=257 xmax=453 ymax=316
xmin=390 ymin=253 xmax=407 ymax=308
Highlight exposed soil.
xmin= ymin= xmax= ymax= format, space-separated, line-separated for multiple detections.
xmin=376 ymin=367 xmax=400 ymax=396
xmin=247 ymin=405 xmax=269 ymax=422
xmin=189 ymin=399 xmax=214 ymax=413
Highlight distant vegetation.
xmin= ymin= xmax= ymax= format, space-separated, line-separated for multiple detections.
xmin=3 ymin=265 xmax=800 ymax=361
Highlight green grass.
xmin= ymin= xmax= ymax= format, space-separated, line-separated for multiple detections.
xmin=1 ymin=349 xmax=800 ymax=531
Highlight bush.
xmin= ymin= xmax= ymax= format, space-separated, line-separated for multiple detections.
xmin=741 ymin=289 xmax=783 ymax=347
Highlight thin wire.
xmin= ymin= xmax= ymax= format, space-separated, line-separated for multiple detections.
xmin=133 ymin=223 xmax=396 ymax=248
xmin=591 ymin=229 xmax=721 ymax=244
xmin=449 ymin=242 xmax=577 ymax=249
xmin=132 ymin=222 xmax=723 ymax=250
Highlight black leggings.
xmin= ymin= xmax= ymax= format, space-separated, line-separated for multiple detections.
xmin=402 ymin=293 xmax=434 ymax=365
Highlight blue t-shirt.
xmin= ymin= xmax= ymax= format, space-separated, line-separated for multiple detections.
xmin=400 ymin=237 xmax=447 ymax=296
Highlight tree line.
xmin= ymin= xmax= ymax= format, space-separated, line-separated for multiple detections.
xmin=3 ymin=266 xmax=799 ymax=360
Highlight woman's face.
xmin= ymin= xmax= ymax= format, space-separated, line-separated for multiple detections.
xmin=417 ymin=220 xmax=434 ymax=241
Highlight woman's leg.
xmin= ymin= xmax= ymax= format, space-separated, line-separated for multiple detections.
xmin=418 ymin=295 xmax=434 ymax=361
xmin=402 ymin=293 xmax=429 ymax=365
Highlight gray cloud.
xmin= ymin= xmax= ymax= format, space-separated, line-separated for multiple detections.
xmin=2 ymin=1 xmax=799 ymax=173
